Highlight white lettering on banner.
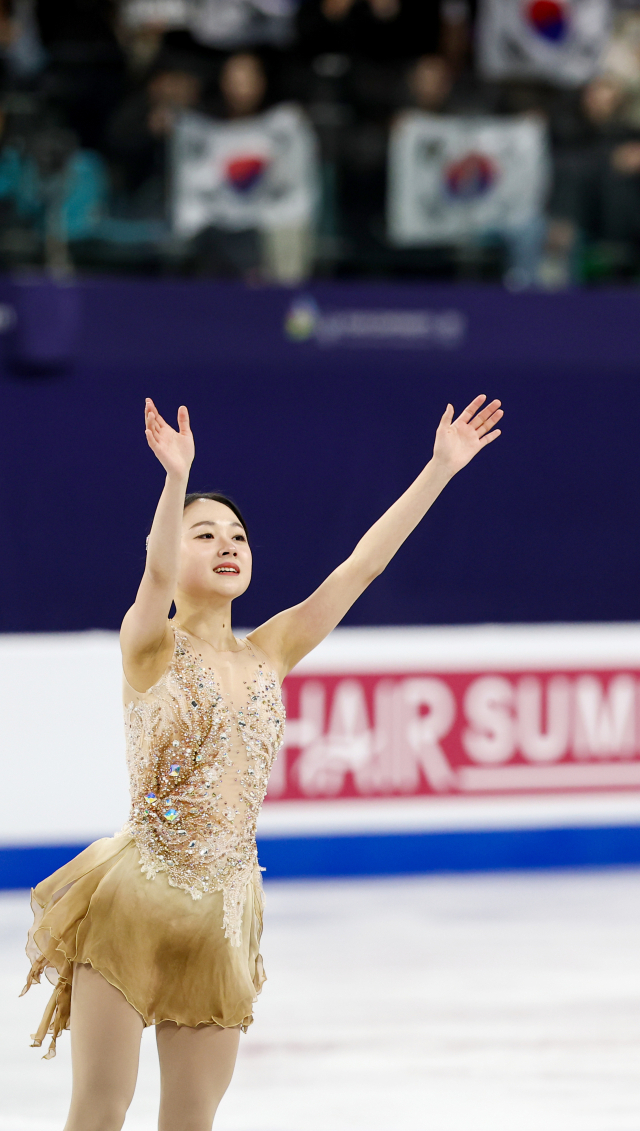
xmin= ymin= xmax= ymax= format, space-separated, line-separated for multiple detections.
xmin=574 ymin=675 xmax=635 ymax=758
xmin=402 ymin=678 xmax=456 ymax=790
xmin=462 ymin=677 xmax=515 ymax=765
xmin=354 ymin=680 xmax=412 ymax=794
xmin=296 ymin=680 xmax=372 ymax=796
xmin=271 ymin=670 xmax=640 ymax=800
xmin=517 ymin=676 xmax=571 ymax=763
xmin=458 ymin=762 xmax=640 ymax=792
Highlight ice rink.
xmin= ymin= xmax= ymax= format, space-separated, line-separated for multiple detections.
xmin=3 ymin=868 xmax=640 ymax=1131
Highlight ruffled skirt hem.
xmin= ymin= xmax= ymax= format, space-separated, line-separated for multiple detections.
xmin=21 ymin=834 xmax=266 ymax=1058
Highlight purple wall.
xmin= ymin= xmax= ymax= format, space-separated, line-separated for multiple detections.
xmin=0 ymin=277 xmax=638 ymax=633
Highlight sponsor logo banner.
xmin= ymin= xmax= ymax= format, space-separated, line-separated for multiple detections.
xmin=284 ymin=295 xmax=467 ymax=348
xmin=388 ymin=113 xmax=549 ymax=245
xmin=267 ymin=668 xmax=640 ymax=801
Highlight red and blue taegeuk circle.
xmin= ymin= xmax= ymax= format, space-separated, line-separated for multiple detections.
xmin=525 ymin=0 xmax=568 ymax=43
xmin=224 ymin=155 xmax=268 ymax=193
xmin=444 ymin=152 xmax=497 ymax=200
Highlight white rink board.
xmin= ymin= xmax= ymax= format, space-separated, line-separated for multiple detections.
xmin=0 ymin=631 xmax=127 ymax=845
xmin=2 ymin=624 xmax=640 ymax=847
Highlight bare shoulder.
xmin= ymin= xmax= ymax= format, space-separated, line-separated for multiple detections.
xmin=120 ymin=611 xmax=176 ymax=693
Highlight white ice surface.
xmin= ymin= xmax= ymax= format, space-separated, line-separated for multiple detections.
xmin=4 ymin=869 xmax=640 ymax=1131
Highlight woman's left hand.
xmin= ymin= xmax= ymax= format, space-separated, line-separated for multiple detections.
xmin=432 ymin=395 xmax=503 ymax=476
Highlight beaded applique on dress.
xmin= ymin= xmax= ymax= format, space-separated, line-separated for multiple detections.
xmin=123 ymin=629 xmax=285 ymax=946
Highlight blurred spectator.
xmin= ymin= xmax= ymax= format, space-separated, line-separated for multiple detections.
xmin=406 ymin=55 xmax=454 ymax=112
xmin=178 ymin=51 xmax=317 ymax=281
xmin=402 ymin=52 xmax=496 ymax=119
xmin=5 ymin=0 xmax=640 ymax=285
xmin=219 ymin=49 xmax=267 ymax=114
xmin=35 ymin=0 xmax=126 ymax=150
xmin=296 ymin=0 xmax=440 ymax=61
xmin=291 ymin=5 xmax=451 ymax=273
xmin=336 ymin=56 xmax=457 ymax=269
xmin=107 ymin=55 xmax=204 ymax=219
xmin=439 ymin=0 xmax=474 ymax=74
xmin=0 ymin=99 xmax=107 ymax=269
xmin=0 ymin=0 xmax=46 ymax=85
xmin=601 ymin=7 xmax=640 ymax=125
xmin=118 ymin=21 xmax=167 ymax=78
xmin=388 ymin=60 xmax=551 ymax=288
xmin=184 ymin=51 xmax=267 ymax=276
xmin=547 ymin=72 xmax=640 ymax=281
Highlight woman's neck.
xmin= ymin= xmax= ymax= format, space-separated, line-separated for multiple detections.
xmin=173 ymin=602 xmax=237 ymax=652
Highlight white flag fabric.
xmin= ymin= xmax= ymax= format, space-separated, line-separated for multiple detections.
xmin=477 ymin=0 xmax=611 ymax=86
xmin=172 ymin=104 xmax=318 ymax=236
xmin=387 ymin=113 xmax=549 ymax=246
xmin=122 ymin=0 xmax=295 ymax=47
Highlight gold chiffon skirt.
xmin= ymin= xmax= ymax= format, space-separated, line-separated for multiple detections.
xmin=22 ymin=833 xmax=266 ymax=1058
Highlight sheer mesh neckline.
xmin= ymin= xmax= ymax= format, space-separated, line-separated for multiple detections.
xmin=174 ymin=629 xmax=271 ymax=716
xmin=123 ymin=625 xmax=278 ymax=700
xmin=171 ymin=622 xmax=247 ymax=655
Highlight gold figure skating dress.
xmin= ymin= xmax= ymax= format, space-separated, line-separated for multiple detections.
xmin=22 ymin=628 xmax=285 ymax=1058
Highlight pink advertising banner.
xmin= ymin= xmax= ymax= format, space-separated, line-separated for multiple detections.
xmin=265 ymin=627 xmax=640 ymax=806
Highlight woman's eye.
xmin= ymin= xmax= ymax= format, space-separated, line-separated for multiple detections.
xmin=198 ymin=533 xmax=214 ymax=539
xmin=233 ymin=535 xmax=246 ymax=542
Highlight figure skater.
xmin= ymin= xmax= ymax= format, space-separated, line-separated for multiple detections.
xmin=22 ymin=393 xmax=502 ymax=1131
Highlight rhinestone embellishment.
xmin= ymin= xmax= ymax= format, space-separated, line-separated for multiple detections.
xmin=123 ymin=630 xmax=285 ymax=945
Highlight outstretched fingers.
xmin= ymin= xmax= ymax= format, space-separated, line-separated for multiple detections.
xmin=177 ymin=405 xmax=191 ymax=435
xmin=458 ymin=394 xmax=504 ymax=446
xmin=480 ymin=427 xmax=501 ymax=446
xmin=476 ymin=406 xmax=503 ymax=437
xmin=143 ymin=398 xmax=165 ymax=453
xmin=457 ymin=394 xmax=486 ymax=425
xmin=145 ymin=420 xmax=161 ymax=450
xmin=145 ymin=398 xmax=166 ymax=425
xmin=471 ymin=398 xmax=501 ymax=428
xmin=142 ymin=398 xmax=194 ymax=477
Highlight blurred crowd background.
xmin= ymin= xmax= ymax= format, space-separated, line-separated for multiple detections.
xmin=0 ymin=0 xmax=639 ymax=286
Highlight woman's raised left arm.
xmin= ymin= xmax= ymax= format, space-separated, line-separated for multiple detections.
xmin=250 ymin=395 xmax=503 ymax=680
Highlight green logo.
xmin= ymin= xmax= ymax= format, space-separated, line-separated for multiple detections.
xmin=284 ymin=296 xmax=319 ymax=341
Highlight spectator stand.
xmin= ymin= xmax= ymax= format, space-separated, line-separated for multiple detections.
xmin=0 ymin=0 xmax=638 ymax=286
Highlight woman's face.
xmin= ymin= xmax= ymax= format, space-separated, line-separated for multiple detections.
xmin=177 ymin=499 xmax=252 ymax=602
xmin=220 ymin=54 xmax=266 ymax=117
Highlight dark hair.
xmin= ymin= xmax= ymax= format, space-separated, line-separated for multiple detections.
xmin=183 ymin=492 xmax=249 ymax=541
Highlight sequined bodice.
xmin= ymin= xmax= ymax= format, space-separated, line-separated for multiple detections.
xmin=123 ymin=628 xmax=285 ymax=945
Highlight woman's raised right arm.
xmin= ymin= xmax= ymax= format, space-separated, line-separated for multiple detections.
xmin=120 ymin=399 xmax=194 ymax=686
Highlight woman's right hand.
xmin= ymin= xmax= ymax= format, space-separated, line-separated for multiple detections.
xmin=121 ymin=399 xmax=194 ymax=689
xmin=144 ymin=398 xmax=194 ymax=480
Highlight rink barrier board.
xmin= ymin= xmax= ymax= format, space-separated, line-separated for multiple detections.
xmin=5 ymin=825 xmax=640 ymax=889
xmin=4 ymin=625 xmax=640 ymax=885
